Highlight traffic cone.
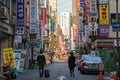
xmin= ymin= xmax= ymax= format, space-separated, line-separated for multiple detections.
xmin=97 ymin=70 xmax=104 ymax=80
xmin=114 ymin=71 xmax=119 ymax=80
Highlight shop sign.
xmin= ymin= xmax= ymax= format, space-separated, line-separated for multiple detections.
xmin=17 ymin=0 xmax=25 ymax=27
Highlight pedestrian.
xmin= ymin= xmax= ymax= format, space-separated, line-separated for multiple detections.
xmin=68 ymin=52 xmax=76 ymax=77
xmin=37 ymin=49 xmax=46 ymax=77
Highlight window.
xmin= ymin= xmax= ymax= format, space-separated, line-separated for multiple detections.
xmin=0 ymin=0 xmax=10 ymax=8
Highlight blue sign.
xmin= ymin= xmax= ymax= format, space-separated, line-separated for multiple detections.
xmin=28 ymin=42 xmax=41 ymax=48
xmin=17 ymin=0 xmax=25 ymax=27
xmin=112 ymin=22 xmax=120 ymax=32
xmin=80 ymin=0 xmax=85 ymax=7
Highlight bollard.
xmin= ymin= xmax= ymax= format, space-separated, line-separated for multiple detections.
xmin=97 ymin=70 xmax=104 ymax=80
xmin=114 ymin=71 xmax=119 ymax=80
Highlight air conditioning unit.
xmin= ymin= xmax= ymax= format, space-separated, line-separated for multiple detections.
xmin=0 ymin=7 xmax=8 ymax=19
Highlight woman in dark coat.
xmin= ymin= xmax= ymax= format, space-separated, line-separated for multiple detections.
xmin=68 ymin=52 xmax=76 ymax=77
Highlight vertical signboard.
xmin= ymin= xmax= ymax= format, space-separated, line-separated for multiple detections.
xmin=99 ymin=4 xmax=109 ymax=25
xmin=89 ymin=0 xmax=97 ymax=16
xmin=30 ymin=0 xmax=37 ymax=34
xmin=30 ymin=0 xmax=37 ymax=23
xmin=72 ymin=27 xmax=77 ymax=42
xmin=85 ymin=0 xmax=89 ymax=25
xmin=26 ymin=0 xmax=30 ymax=23
xmin=99 ymin=4 xmax=109 ymax=37
xmin=85 ymin=25 xmax=89 ymax=42
xmin=41 ymin=8 xmax=46 ymax=31
xmin=17 ymin=0 xmax=25 ymax=27
xmin=50 ymin=33 xmax=54 ymax=50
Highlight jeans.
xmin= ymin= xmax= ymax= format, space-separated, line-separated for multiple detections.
xmin=38 ymin=65 xmax=44 ymax=77
xmin=70 ymin=69 xmax=75 ymax=76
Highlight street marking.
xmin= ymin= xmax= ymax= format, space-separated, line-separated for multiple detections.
xmin=58 ymin=76 xmax=66 ymax=80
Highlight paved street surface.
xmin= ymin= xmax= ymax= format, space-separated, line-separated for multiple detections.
xmin=17 ymin=61 xmax=98 ymax=80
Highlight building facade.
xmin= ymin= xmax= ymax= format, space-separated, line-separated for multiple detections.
xmin=0 ymin=0 xmax=16 ymax=71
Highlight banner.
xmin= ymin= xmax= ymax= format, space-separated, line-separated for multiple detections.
xmin=85 ymin=0 xmax=90 ymax=25
xmin=99 ymin=5 xmax=109 ymax=25
xmin=17 ymin=0 xmax=25 ymax=27
xmin=14 ymin=49 xmax=21 ymax=72
xmin=3 ymin=48 xmax=16 ymax=68
xmin=30 ymin=0 xmax=37 ymax=23
xmin=41 ymin=8 xmax=46 ymax=31
xmin=26 ymin=0 xmax=30 ymax=23
xmin=89 ymin=0 xmax=97 ymax=16
xmin=72 ymin=27 xmax=77 ymax=42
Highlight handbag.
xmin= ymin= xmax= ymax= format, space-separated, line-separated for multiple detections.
xmin=44 ymin=66 xmax=50 ymax=78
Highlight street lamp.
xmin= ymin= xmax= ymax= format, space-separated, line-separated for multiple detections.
xmin=116 ymin=0 xmax=120 ymax=78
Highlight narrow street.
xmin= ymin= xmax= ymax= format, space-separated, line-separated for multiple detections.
xmin=17 ymin=61 xmax=98 ymax=80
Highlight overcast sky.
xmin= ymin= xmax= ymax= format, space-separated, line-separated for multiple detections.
xmin=57 ymin=0 xmax=72 ymax=14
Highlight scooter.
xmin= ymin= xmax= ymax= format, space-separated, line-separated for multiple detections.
xmin=2 ymin=64 xmax=12 ymax=80
xmin=2 ymin=64 xmax=17 ymax=80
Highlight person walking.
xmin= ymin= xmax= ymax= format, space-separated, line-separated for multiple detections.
xmin=68 ymin=52 xmax=76 ymax=77
xmin=37 ymin=49 xmax=46 ymax=77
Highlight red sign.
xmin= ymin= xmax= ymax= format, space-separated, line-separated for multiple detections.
xmin=72 ymin=27 xmax=77 ymax=42
xmin=41 ymin=8 xmax=46 ymax=31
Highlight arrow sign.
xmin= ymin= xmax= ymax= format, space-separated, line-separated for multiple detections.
xmin=58 ymin=76 xmax=66 ymax=80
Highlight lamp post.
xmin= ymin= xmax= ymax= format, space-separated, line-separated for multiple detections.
xmin=116 ymin=0 xmax=120 ymax=78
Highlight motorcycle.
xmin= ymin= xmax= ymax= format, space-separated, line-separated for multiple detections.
xmin=2 ymin=64 xmax=16 ymax=80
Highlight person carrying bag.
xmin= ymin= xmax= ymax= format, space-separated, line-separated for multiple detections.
xmin=37 ymin=49 xmax=46 ymax=77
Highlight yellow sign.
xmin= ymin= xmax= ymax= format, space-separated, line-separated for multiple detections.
xmin=99 ymin=5 xmax=109 ymax=25
xmin=3 ymin=48 xmax=16 ymax=68
xmin=50 ymin=33 xmax=54 ymax=49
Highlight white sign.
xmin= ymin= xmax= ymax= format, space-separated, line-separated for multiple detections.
xmin=14 ymin=36 xmax=22 ymax=43
xmin=90 ymin=0 xmax=97 ymax=16
xmin=30 ymin=0 xmax=37 ymax=23
xmin=14 ymin=49 xmax=21 ymax=72
xmin=30 ymin=23 xmax=37 ymax=34
xmin=99 ymin=0 xmax=108 ymax=4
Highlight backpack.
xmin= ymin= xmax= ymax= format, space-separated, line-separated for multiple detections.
xmin=37 ymin=54 xmax=45 ymax=65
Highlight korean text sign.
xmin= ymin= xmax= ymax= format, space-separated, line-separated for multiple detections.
xmin=30 ymin=0 xmax=37 ymax=23
xmin=17 ymin=0 xmax=25 ymax=27
xmin=3 ymin=48 xmax=16 ymax=68
xmin=99 ymin=5 xmax=109 ymax=25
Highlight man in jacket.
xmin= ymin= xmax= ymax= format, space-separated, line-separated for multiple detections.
xmin=37 ymin=49 xmax=46 ymax=77
xmin=68 ymin=52 xmax=76 ymax=77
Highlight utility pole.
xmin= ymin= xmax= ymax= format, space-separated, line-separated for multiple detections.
xmin=116 ymin=0 xmax=120 ymax=78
